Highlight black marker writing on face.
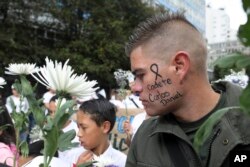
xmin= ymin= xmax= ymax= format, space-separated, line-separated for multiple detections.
xmin=148 ymin=91 xmax=182 ymax=105
xmin=159 ymin=91 xmax=182 ymax=105
xmin=147 ymin=79 xmax=172 ymax=90
xmin=150 ymin=63 xmax=162 ymax=81
xmin=149 ymin=90 xmax=170 ymax=102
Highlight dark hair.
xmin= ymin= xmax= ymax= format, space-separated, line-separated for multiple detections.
xmin=125 ymin=11 xmax=198 ymax=57
xmin=28 ymin=140 xmax=44 ymax=157
xmin=79 ymin=99 xmax=117 ymax=133
xmin=49 ymin=95 xmax=72 ymax=103
xmin=0 ymin=106 xmax=16 ymax=146
xmin=49 ymin=95 xmax=58 ymax=103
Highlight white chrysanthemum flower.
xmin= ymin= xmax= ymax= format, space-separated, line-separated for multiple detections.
xmin=224 ymin=69 xmax=249 ymax=88
xmin=55 ymin=98 xmax=67 ymax=108
xmin=0 ymin=77 xmax=6 ymax=88
xmin=93 ymin=155 xmax=114 ymax=167
xmin=5 ymin=63 xmax=37 ymax=75
xmin=32 ymin=57 xmax=98 ymax=98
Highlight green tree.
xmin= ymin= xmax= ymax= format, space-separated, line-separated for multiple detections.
xmin=215 ymin=0 xmax=250 ymax=111
xmin=0 ymin=0 xmax=164 ymax=96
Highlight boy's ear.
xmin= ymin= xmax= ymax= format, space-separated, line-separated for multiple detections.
xmin=102 ymin=121 xmax=111 ymax=134
xmin=171 ymin=51 xmax=190 ymax=82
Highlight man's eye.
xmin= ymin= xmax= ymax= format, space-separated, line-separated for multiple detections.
xmin=136 ymin=74 xmax=144 ymax=79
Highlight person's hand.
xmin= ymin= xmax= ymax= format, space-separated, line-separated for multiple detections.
xmin=76 ymin=150 xmax=93 ymax=166
xmin=123 ymin=120 xmax=133 ymax=135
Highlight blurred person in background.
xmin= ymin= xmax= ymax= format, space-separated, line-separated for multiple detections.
xmin=0 ymin=106 xmax=18 ymax=166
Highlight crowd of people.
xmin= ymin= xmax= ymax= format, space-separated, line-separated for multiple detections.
xmin=1 ymin=11 xmax=250 ymax=167
xmin=0 ymin=80 xmax=143 ymax=167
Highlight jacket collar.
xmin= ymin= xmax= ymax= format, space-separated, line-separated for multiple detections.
xmin=149 ymin=114 xmax=191 ymax=144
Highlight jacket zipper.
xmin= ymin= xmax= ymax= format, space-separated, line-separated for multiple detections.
xmin=205 ymin=128 xmax=221 ymax=167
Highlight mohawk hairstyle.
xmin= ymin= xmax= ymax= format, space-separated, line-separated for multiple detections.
xmin=125 ymin=11 xmax=197 ymax=57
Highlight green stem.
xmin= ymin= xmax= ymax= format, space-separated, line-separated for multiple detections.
xmin=13 ymin=128 xmax=20 ymax=167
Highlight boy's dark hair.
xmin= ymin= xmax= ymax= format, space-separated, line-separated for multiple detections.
xmin=79 ymin=99 xmax=117 ymax=133
xmin=0 ymin=106 xmax=16 ymax=145
xmin=49 ymin=95 xmax=58 ymax=103
xmin=49 ymin=95 xmax=71 ymax=103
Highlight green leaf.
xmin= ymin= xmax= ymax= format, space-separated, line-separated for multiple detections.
xmin=20 ymin=75 xmax=33 ymax=96
xmin=44 ymin=126 xmax=59 ymax=158
xmin=25 ymin=92 xmax=45 ymax=128
xmin=238 ymin=0 xmax=250 ymax=46
xmin=58 ymin=129 xmax=78 ymax=151
xmin=240 ymin=84 xmax=250 ymax=112
xmin=235 ymin=56 xmax=250 ymax=69
xmin=193 ymin=106 xmax=241 ymax=152
xmin=11 ymin=111 xmax=29 ymax=130
xmin=214 ymin=54 xmax=245 ymax=69
xmin=19 ymin=141 xmax=29 ymax=157
xmin=53 ymin=100 xmax=75 ymax=129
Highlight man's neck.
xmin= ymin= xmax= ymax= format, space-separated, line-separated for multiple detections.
xmin=174 ymin=84 xmax=220 ymax=123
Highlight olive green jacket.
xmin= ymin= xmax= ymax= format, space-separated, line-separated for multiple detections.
xmin=125 ymin=82 xmax=250 ymax=167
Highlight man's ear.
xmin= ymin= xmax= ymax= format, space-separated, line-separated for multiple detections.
xmin=102 ymin=121 xmax=111 ymax=134
xmin=172 ymin=51 xmax=190 ymax=82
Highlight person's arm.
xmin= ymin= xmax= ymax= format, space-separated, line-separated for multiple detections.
xmin=5 ymin=97 xmax=13 ymax=113
xmin=0 ymin=144 xmax=16 ymax=167
xmin=123 ymin=120 xmax=133 ymax=147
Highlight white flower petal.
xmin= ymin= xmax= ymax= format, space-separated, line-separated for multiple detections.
xmin=5 ymin=63 xmax=38 ymax=75
xmin=32 ymin=57 xmax=98 ymax=98
xmin=0 ymin=77 xmax=6 ymax=88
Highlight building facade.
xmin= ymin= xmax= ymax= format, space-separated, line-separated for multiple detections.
xmin=206 ymin=5 xmax=237 ymax=44
xmin=150 ymin=0 xmax=206 ymax=34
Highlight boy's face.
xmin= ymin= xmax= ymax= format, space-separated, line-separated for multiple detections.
xmin=76 ymin=110 xmax=106 ymax=151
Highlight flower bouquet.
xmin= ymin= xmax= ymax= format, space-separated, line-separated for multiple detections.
xmin=4 ymin=57 xmax=98 ymax=167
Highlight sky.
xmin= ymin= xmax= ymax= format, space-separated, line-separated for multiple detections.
xmin=206 ymin=0 xmax=247 ymax=30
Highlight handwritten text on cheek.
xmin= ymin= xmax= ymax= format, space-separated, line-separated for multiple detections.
xmin=148 ymin=63 xmax=182 ymax=105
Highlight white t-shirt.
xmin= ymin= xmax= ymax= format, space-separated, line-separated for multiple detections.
xmin=109 ymin=95 xmax=125 ymax=109
xmin=5 ymin=95 xmax=29 ymax=113
xmin=93 ymin=144 xmax=126 ymax=167
xmin=21 ymin=156 xmax=71 ymax=167
xmin=73 ymin=144 xmax=127 ymax=167
xmin=131 ymin=112 xmax=147 ymax=139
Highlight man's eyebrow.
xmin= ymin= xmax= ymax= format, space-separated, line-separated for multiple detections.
xmin=132 ymin=68 xmax=144 ymax=75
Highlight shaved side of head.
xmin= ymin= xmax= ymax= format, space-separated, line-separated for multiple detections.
xmin=125 ymin=12 xmax=208 ymax=75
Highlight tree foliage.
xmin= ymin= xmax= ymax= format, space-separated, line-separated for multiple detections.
xmin=0 ymin=0 xmax=164 ymax=95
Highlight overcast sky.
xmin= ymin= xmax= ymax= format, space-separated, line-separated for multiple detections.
xmin=206 ymin=0 xmax=247 ymax=30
